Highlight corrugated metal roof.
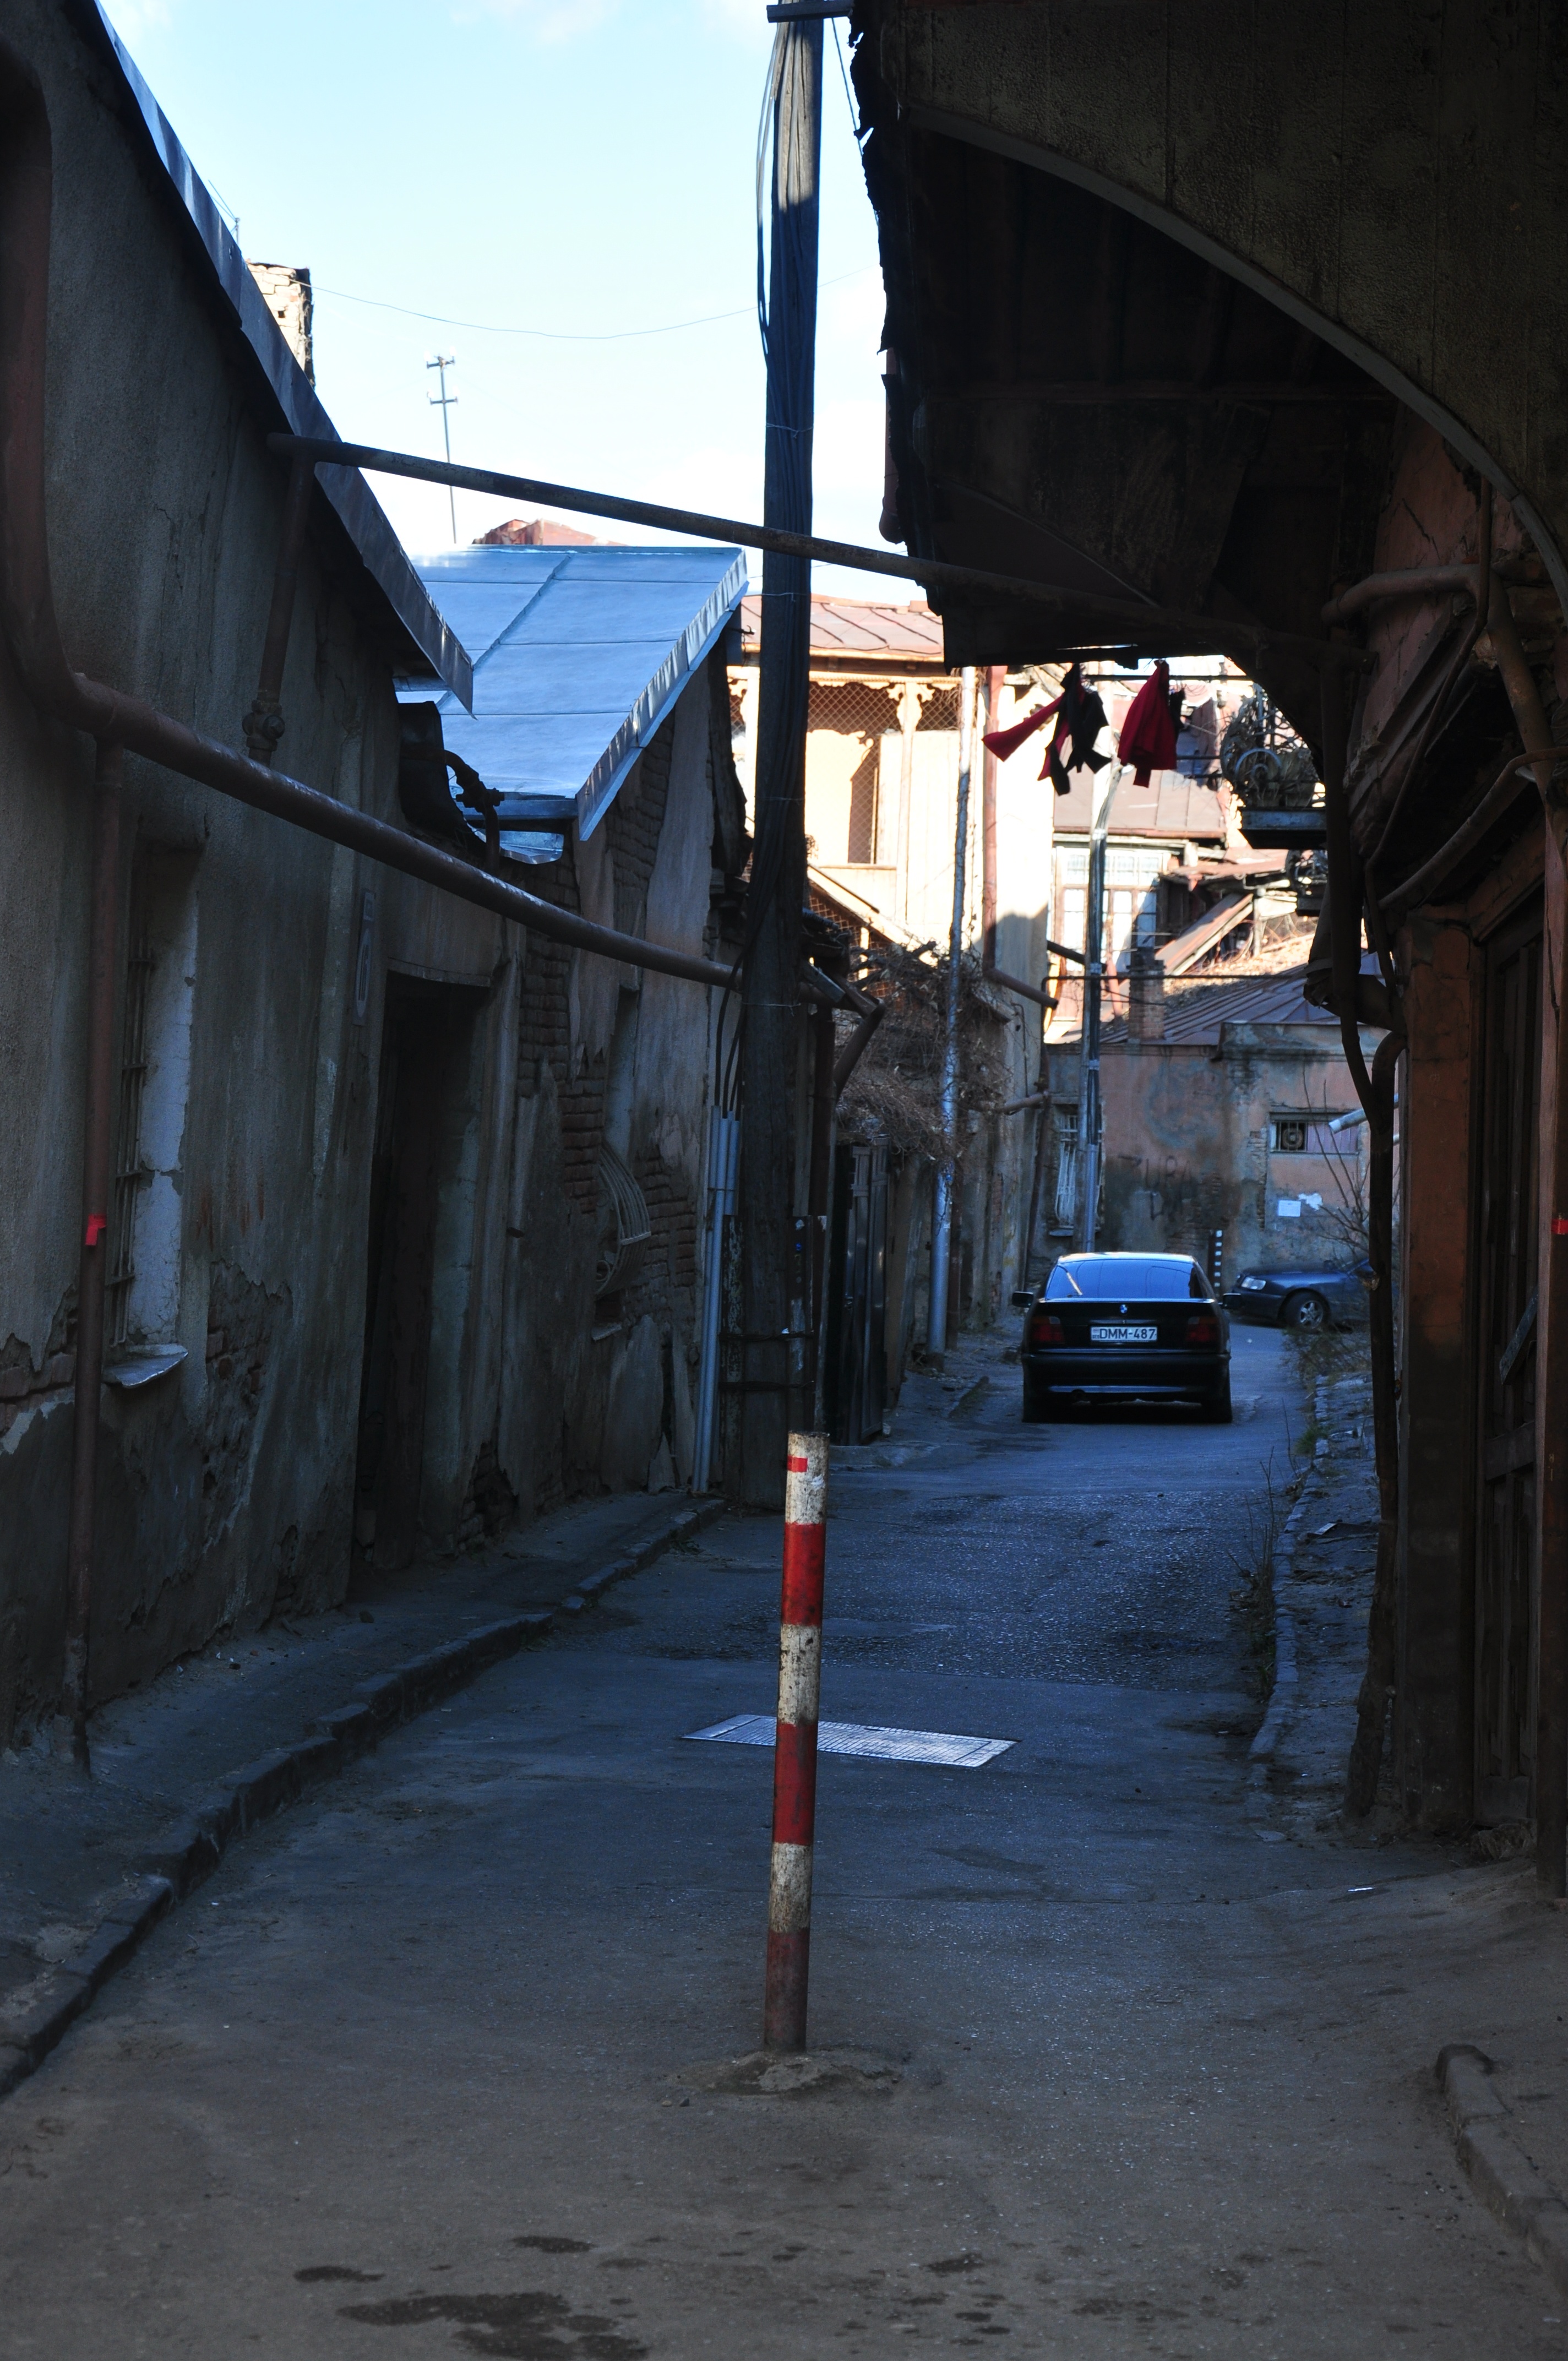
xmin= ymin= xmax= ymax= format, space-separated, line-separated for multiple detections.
xmin=410 ymin=545 xmax=745 ymax=847
xmin=1102 ymin=956 xmax=1379 ymax=1045
xmin=1052 ymin=766 xmax=1227 ymax=839
xmin=740 ymin=594 xmax=947 ymax=662
xmin=88 ymin=3 xmax=471 ymax=707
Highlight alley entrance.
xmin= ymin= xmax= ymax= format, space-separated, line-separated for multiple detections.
xmin=355 ymin=978 xmax=486 ymax=1573
xmin=6 ymin=1332 xmax=1561 ymax=2358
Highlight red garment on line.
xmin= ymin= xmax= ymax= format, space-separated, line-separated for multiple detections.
xmin=1117 ymin=661 xmax=1178 ymax=786
xmin=981 ymin=697 xmax=1060 ymax=764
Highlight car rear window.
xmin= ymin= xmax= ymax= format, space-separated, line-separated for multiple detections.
xmin=1046 ymin=1256 xmax=1211 ymax=1301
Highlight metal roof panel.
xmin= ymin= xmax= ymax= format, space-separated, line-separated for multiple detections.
xmin=407 ymin=543 xmax=746 ymax=839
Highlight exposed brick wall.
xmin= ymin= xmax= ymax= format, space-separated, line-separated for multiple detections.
xmin=605 ymin=712 xmax=674 ymax=938
xmin=622 ymin=1143 xmax=699 ymax=1330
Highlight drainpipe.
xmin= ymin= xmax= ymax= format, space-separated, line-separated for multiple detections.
xmin=692 ymin=1109 xmax=740 ymax=1497
xmin=927 ymin=666 xmax=976 ymax=1366
xmin=1075 ymin=764 xmax=1124 ymax=1253
xmin=57 ymin=738 xmax=121 ymax=1771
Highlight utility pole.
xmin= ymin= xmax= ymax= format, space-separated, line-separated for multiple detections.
xmin=737 ymin=18 xmax=821 ymax=1508
xmin=426 ymin=353 xmax=458 ymax=543
xmin=1075 ymin=764 xmax=1124 ymax=1252
xmin=927 ymin=666 xmax=976 ymax=1366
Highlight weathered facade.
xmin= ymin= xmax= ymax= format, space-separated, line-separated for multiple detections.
xmin=731 ymin=596 xmax=1058 ymax=1410
xmin=850 ymin=0 xmax=1568 ymax=1873
xmin=0 ymin=7 xmax=743 ymax=1740
xmin=1046 ymin=969 xmax=1376 ymax=1284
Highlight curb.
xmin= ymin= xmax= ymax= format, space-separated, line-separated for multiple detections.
xmin=1249 ymin=1509 xmax=1300 ymax=1766
xmin=946 ymin=1374 xmax=990 ymax=1419
xmin=558 ymin=1498 xmax=725 ymax=1613
xmin=0 ymin=1494 xmax=727 ymax=2104
xmin=1439 ymin=2044 xmax=1568 ymax=2301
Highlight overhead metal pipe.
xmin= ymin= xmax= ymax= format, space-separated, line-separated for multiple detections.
xmin=0 ymin=36 xmax=745 ymax=1005
xmin=268 ymin=434 xmax=1369 ymax=674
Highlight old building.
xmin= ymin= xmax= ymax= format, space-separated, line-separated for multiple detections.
xmin=0 ymin=8 xmax=743 ymax=1742
xmin=1044 ymin=963 xmax=1376 ymax=1283
xmin=731 ymin=596 xmax=1060 ymax=1410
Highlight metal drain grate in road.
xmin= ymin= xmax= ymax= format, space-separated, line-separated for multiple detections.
xmin=684 ymin=1714 xmax=1015 ymax=1769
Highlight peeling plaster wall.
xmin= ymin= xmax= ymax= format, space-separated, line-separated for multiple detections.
xmin=0 ymin=2 xmax=445 ymax=1728
xmin=1046 ymin=1024 xmax=1376 ymax=1282
xmin=0 ymin=4 xmax=737 ymax=1737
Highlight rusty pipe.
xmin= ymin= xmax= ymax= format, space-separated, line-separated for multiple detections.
xmin=0 ymin=39 xmax=738 ymax=999
xmin=1382 ymin=749 xmax=1568 ymax=919
xmin=269 ymin=435 xmax=1371 ymax=675
xmin=1319 ymin=654 xmax=1375 ymax=1112
xmin=59 ymin=738 xmax=121 ymax=1770
xmin=1344 ymin=1028 xmax=1403 ymax=1817
xmin=981 ymin=665 xmax=1001 ymax=970
xmin=242 ymin=448 xmax=314 ymax=762
xmin=1481 ymin=573 xmax=1568 ymax=1891
xmin=1322 ymin=565 xmax=1480 ymax=627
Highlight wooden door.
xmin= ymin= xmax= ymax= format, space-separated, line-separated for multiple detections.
xmin=1474 ymin=901 xmax=1543 ymax=1824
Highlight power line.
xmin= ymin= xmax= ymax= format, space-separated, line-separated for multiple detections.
xmin=312 ymin=263 xmax=876 ymax=344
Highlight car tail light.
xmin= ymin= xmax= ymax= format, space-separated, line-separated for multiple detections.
xmin=1184 ymin=1312 xmax=1220 ymax=1345
xmin=1026 ymin=1311 xmax=1065 ymax=1347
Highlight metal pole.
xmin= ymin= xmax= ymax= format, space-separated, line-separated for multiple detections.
xmin=1076 ymin=763 xmax=1123 ymax=1252
xmin=739 ymin=18 xmax=821 ymax=1505
xmin=59 ymin=737 xmax=121 ymax=1771
xmin=927 ymin=666 xmax=976 ymax=1364
xmin=427 ymin=353 xmax=458 ymax=543
xmin=693 ymin=1112 xmax=739 ymax=1495
xmin=764 ymin=1429 xmax=827 ymax=2052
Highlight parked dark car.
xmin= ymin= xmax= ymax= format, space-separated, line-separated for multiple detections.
xmin=1016 ymin=1251 xmax=1231 ymax=1423
xmin=1222 ymin=1261 xmax=1371 ymax=1331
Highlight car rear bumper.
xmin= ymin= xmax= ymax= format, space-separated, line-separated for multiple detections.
xmin=1022 ymin=1347 xmax=1229 ymax=1395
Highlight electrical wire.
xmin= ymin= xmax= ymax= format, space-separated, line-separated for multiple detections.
xmin=314 ymin=267 xmax=876 ymax=344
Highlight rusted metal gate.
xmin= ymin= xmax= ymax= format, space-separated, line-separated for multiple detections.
xmin=1474 ymin=902 xmax=1543 ymax=1825
xmin=825 ymin=1142 xmax=888 ymax=1445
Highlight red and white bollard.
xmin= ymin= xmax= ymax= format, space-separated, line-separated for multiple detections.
xmin=764 ymin=1430 xmax=827 ymax=2053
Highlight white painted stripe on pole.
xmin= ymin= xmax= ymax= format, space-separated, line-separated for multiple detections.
xmin=686 ymin=1715 xmax=1015 ymax=1768
xmin=785 ymin=1430 xmax=829 ymax=1527
xmin=767 ymin=1840 xmax=814 ymax=1933
xmin=776 ymin=1623 xmax=821 ymax=1726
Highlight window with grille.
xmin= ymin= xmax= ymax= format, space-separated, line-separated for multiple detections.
xmin=1271 ymin=1117 xmax=1348 ymax=1156
xmin=805 ymin=678 xmax=901 ymax=864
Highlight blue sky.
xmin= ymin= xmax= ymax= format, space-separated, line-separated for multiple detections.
xmin=108 ymin=0 xmax=893 ymax=597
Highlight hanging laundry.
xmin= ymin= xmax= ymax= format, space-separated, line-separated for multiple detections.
xmin=982 ymin=663 xmax=1110 ymax=795
xmin=1118 ymin=660 xmax=1179 ymax=786
xmin=1175 ymin=693 xmax=1220 ymax=780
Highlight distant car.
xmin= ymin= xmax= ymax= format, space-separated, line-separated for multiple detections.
xmin=1017 ymin=1250 xmax=1231 ymax=1423
xmin=1222 ymin=1261 xmax=1371 ymax=1331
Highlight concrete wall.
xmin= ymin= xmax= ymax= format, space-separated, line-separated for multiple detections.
xmin=0 ymin=3 xmax=733 ymax=1734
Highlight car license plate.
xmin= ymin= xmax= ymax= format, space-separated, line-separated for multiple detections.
xmin=1090 ymin=1323 xmax=1157 ymax=1343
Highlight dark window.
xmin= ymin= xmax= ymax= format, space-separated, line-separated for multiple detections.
xmin=1047 ymin=1255 xmax=1211 ymax=1301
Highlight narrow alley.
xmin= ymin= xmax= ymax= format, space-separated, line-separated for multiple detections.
xmin=5 ymin=1334 xmax=1561 ymax=2358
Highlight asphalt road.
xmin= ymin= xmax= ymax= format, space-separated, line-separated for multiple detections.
xmin=3 ymin=1325 xmax=1563 ymax=2358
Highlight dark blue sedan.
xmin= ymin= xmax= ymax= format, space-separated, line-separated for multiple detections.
xmin=1222 ymin=1261 xmax=1371 ymax=1331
